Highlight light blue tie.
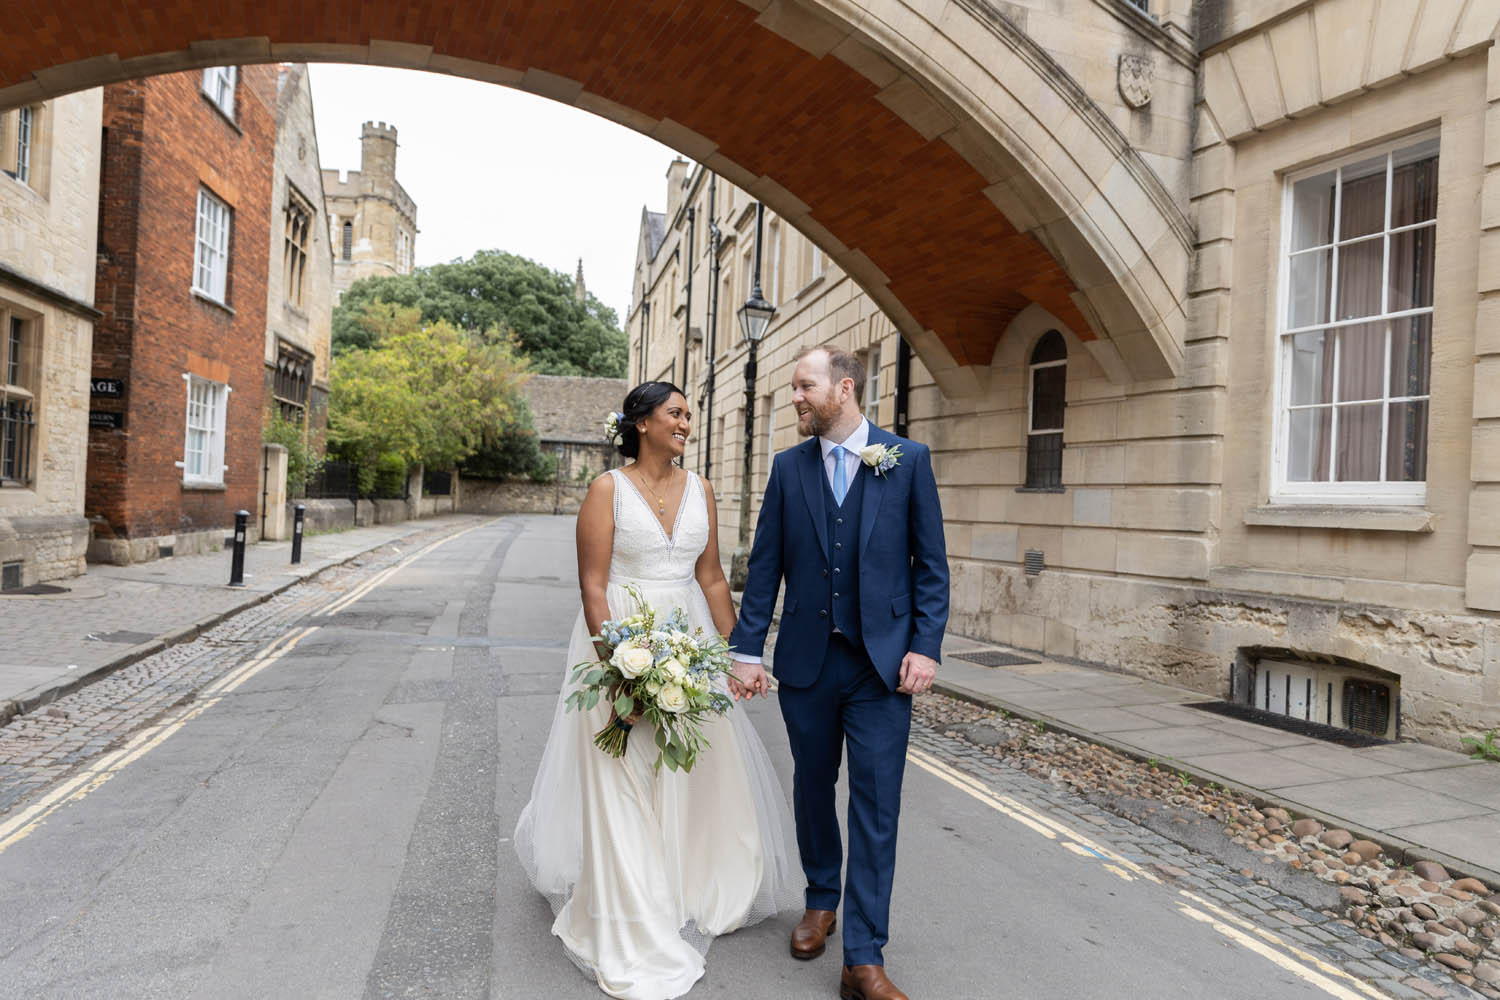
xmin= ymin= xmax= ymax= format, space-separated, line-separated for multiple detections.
xmin=831 ymin=445 xmax=848 ymax=505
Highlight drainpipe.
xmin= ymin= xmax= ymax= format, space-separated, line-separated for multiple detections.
xmin=683 ymin=207 xmax=695 ymax=397
xmin=638 ymin=284 xmax=650 ymax=383
xmin=703 ymin=174 xmax=721 ymax=480
xmin=894 ymin=335 xmax=912 ymax=438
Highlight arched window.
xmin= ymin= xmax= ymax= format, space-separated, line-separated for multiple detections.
xmin=1025 ymin=330 xmax=1066 ymax=489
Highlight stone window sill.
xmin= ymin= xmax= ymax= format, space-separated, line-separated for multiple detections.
xmin=1243 ymin=504 xmax=1434 ymax=533
xmin=182 ymin=481 xmax=227 ymax=493
xmin=1015 ymin=486 xmax=1066 ymax=494
xmin=191 ymin=289 xmax=236 ymax=315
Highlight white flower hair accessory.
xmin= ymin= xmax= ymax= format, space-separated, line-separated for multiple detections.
xmin=860 ymin=442 xmax=902 ymax=477
xmin=605 ymin=411 xmax=625 ymax=443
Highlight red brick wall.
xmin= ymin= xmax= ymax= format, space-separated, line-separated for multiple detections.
xmin=88 ymin=68 xmax=275 ymax=541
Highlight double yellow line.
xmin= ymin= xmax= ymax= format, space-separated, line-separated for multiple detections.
xmin=906 ymin=746 xmax=1392 ymax=999
xmin=313 ymin=523 xmax=483 ymax=618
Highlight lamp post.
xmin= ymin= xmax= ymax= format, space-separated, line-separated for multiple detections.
xmin=729 ymin=202 xmax=776 ymax=591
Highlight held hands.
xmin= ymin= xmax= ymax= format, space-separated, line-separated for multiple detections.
xmin=727 ymin=658 xmax=770 ymax=701
xmin=896 ymin=651 xmax=938 ymax=695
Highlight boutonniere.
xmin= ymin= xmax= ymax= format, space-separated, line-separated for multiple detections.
xmin=860 ymin=443 xmax=902 ymax=477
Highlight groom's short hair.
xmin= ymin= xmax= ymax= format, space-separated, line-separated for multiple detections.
xmin=796 ymin=344 xmax=867 ymax=405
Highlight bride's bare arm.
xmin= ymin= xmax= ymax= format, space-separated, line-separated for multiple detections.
xmin=577 ymin=473 xmax=616 ymax=655
xmin=693 ymin=476 xmax=738 ymax=640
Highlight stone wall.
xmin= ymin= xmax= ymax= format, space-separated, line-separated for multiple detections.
xmin=459 ymin=478 xmax=589 ymax=516
xmin=0 ymin=88 xmax=102 ymax=586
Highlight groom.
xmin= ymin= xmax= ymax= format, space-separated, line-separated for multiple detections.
xmin=728 ymin=345 xmax=949 ymax=1000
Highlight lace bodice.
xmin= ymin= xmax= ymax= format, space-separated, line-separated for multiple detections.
xmin=608 ymin=468 xmax=708 ymax=585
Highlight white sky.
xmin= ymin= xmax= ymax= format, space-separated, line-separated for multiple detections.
xmin=306 ymin=64 xmax=680 ymax=324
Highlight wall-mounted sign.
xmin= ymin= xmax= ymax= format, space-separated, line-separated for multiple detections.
xmin=89 ymin=411 xmax=125 ymax=430
xmin=90 ymin=378 xmax=124 ymax=397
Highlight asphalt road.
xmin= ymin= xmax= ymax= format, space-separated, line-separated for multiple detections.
xmin=0 ymin=515 xmax=1398 ymax=999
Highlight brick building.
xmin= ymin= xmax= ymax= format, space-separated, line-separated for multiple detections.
xmin=87 ymin=66 xmax=276 ymax=563
xmin=524 ymin=374 xmax=628 ymax=482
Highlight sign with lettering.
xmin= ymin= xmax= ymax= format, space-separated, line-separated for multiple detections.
xmin=89 ymin=411 xmax=124 ymax=430
xmin=90 ymin=378 xmax=124 ymax=397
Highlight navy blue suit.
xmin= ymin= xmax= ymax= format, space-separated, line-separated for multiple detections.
xmin=729 ymin=423 xmax=949 ymax=967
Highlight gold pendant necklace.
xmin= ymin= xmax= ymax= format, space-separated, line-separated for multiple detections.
xmin=638 ymin=470 xmax=673 ymax=517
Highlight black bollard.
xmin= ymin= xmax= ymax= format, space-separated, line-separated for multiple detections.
xmin=229 ymin=509 xmax=248 ymax=587
xmin=291 ymin=504 xmax=305 ymax=564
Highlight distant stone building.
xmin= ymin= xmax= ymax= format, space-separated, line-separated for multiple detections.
xmin=322 ymin=121 xmax=417 ymax=303
xmin=525 ymin=375 xmax=628 ymax=482
xmin=0 ymin=90 xmax=103 ymax=587
xmin=87 ymin=66 xmax=277 ymax=564
xmin=264 ymin=65 xmax=333 ymax=438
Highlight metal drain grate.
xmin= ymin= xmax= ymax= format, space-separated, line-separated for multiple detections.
xmin=1186 ymin=700 xmax=1390 ymax=748
xmin=953 ymin=649 xmax=1041 ymax=668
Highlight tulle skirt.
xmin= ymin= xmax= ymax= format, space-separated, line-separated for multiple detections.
xmin=514 ymin=576 xmax=803 ymax=1000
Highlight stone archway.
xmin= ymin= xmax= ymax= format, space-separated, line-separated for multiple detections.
xmin=3 ymin=0 xmax=1194 ymax=393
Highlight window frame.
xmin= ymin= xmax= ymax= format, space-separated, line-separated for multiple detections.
xmin=1024 ymin=331 xmax=1067 ymax=491
xmin=283 ymin=187 xmax=313 ymax=308
xmin=180 ymin=374 xmax=229 ymax=486
xmin=0 ymin=307 xmax=38 ymax=488
xmin=201 ymin=66 xmax=237 ymax=119
xmin=193 ymin=187 xmax=232 ymax=305
xmin=1270 ymin=131 xmax=1439 ymax=507
xmin=862 ymin=344 xmax=882 ymax=427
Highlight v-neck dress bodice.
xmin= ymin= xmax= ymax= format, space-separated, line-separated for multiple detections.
xmin=607 ymin=468 xmax=708 ymax=586
xmin=514 ymin=468 xmax=802 ymax=1000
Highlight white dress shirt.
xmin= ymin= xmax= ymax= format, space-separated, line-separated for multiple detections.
xmin=732 ymin=419 xmax=870 ymax=666
xmin=820 ymin=418 xmax=870 ymax=495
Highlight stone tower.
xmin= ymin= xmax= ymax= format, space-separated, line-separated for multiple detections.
xmin=321 ymin=120 xmax=418 ymax=302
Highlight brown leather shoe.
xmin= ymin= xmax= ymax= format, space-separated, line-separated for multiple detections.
xmin=840 ymin=964 xmax=909 ymax=1000
xmin=789 ymin=908 xmax=837 ymax=959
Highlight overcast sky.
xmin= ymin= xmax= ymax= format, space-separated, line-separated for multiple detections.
xmin=306 ymin=64 xmax=680 ymax=323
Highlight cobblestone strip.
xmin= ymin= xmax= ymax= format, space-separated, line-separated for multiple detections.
xmin=0 ymin=520 xmax=474 ymax=818
xmin=908 ymin=721 xmax=1487 ymax=1000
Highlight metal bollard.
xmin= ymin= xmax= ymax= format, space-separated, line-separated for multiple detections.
xmin=291 ymin=504 xmax=305 ymax=564
xmin=229 ymin=510 xmax=248 ymax=587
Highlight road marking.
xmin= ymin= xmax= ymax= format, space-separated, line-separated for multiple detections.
xmin=1177 ymin=903 xmax=1386 ymax=1000
xmin=0 ymin=626 xmax=316 ymax=856
xmin=314 ymin=522 xmax=485 ymax=618
xmin=907 ymin=746 xmax=1393 ymax=999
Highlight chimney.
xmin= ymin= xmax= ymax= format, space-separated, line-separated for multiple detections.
xmin=665 ymin=158 xmax=689 ymax=219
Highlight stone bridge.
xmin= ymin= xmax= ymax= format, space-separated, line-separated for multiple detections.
xmin=2 ymin=0 xmax=1200 ymax=395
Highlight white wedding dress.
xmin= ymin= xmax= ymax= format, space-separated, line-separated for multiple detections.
xmin=515 ymin=469 xmax=803 ymax=999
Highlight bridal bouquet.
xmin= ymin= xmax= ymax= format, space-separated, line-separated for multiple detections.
xmin=566 ymin=585 xmax=735 ymax=772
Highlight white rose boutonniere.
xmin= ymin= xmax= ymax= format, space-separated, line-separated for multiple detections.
xmin=860 ymin=442 xmax=903 ymax=477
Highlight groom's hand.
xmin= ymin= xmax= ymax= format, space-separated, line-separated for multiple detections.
xmin=896 ymin=652 xmax=937 ymax=695
xmin=728 ymin=659 xmax=769 ymax=700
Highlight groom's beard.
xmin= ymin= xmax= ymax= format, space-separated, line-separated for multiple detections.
xmin=798 ymin=402 xmax=839 ymax=438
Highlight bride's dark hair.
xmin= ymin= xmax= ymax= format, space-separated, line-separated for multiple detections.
xmin=617 ymin=381 xmax=686 ymax=459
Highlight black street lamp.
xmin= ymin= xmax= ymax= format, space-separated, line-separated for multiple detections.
xmin=730 ymin=202 xmax=775 ymax=590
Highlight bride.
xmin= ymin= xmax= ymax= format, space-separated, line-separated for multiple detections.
xmin=514 ymin=380 xmax=802 ymax=999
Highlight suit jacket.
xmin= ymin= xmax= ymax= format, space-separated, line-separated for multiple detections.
xmin=729 ymin=423 xmax=950 ymax=690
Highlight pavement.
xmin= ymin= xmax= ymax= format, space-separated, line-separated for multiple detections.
xmin=0 ymin=513 xmax=483 ymax=723
xmin=934 ymin=633 xmax=1500 ymax=890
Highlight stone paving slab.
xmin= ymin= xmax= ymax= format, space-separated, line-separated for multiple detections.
xmin=0 ymin=515 xmax=485 ymax=721
xmin=934 ymin=635 xmax=1500 ymax=887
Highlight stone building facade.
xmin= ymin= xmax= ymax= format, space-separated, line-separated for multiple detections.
xmin=0 ymin=90 xmax=102 ymax=586
xmin=264 ymin=64 xmax=333 ymax=439
xmin=525 ymin=374 xmax=629 ymax=482
xmin=625 ymin=0 xmax=1500 ymax=750
xmin=87 ymin=66 xmax=276 ymax=564
xmin=322 ymin=122 xmax=416 ymax=303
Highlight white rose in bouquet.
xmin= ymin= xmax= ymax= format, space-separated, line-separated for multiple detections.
xmin=645 ymin=678 xmax=662 ymax=697
xmin=611 ymin=640 xmax=655 ymax=679
xmin=660 ymin=657 xmax=688 ymax=684
xmin=658 ymin=684 xmax=688 ymax=713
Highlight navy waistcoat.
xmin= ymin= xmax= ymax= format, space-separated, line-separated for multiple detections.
xmin=823 ymin=463 xmax=866 ymax=645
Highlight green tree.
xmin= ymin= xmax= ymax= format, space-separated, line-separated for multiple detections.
xmin=333 ymin=250 xmax=627 ymax=377
xmin=327 ymin=308 xmax=536 ymax=477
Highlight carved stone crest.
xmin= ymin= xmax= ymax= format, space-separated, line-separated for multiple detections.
xmin=1118 ymin=53 xmax=1154 ymax=109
